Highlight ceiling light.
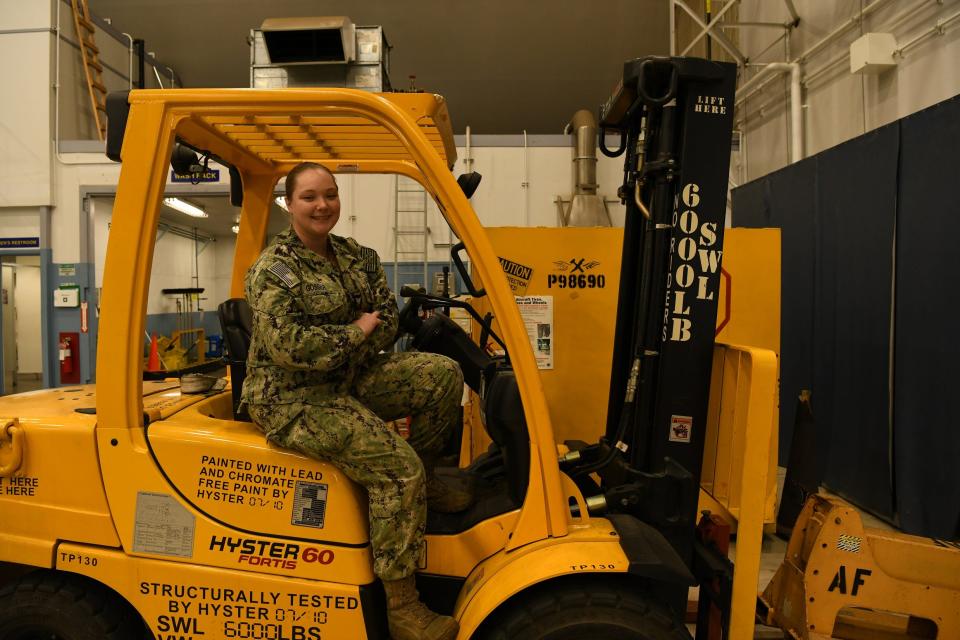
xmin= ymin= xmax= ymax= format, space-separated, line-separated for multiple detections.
xmin=163 ymin=197 xmax=208 ymax=218
xmin=275 ymin=196 xmax=288 ymax=212
xmin=231 ymin=224 xmax=240 ymax=234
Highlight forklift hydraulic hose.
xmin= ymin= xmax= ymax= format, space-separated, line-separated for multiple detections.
xmin=572 ymin=362 xmax=639 ymax=478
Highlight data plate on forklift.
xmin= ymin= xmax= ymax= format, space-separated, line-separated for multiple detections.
xmin=291 ymin=481 xmax=328 ymax=529
xmin=132 ymin=491 xmax=196 ymax=558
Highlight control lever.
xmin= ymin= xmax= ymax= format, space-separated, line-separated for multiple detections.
xmin=399 ymin=287 xmax=508 ymax=355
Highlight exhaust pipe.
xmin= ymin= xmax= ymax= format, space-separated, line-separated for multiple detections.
xmin=558 ymin=110 xmax=611 ymax=226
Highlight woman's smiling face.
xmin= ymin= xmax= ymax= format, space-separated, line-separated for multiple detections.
xmin=286 ymin=168 xmax=341 ymax=244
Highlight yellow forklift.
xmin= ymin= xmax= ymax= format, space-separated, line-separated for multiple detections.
xmin=0 ymin=54 xmax=811 ymax=640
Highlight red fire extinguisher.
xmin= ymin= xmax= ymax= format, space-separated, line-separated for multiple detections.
xmin=59 ymin=336 xmax=74 ymax=375
xmin=58 ymin=332 xmax=81 ymax=384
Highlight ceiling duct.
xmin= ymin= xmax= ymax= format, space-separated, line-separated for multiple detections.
xmin=556 ymin=109 xmax=612 ymax=227
xmin=260 ymin=17 xmax=356 ymax=65
xmin=252 ymin=17 xmax=390 ymax=91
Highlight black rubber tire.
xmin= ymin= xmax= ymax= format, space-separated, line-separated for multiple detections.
xmin=0 ymin=570 xmax=147 ymax=640
xmin=477 ymin=578 xmax=689 ymax=640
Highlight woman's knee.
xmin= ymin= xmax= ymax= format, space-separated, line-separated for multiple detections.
xmin=369 ymin=446 xmax=425 ymax=513
xmin=427 ymin=354 xmax=463 ymax=396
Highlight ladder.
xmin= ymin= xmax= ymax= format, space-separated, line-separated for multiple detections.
xmin=392 ymin=175 xmax=430 ymax=295
xmin=70 ymin=0 xmax=107 ymax=141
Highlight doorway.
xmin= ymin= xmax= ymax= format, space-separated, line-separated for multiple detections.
xmin=0 ymin=256 xmax=44 ymax=395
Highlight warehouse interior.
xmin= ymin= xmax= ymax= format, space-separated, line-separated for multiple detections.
xmin=1 ymin=1 xmax=959 ymax=639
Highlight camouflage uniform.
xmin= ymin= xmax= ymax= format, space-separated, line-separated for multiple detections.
xmin=241 ymin=227 xmax=463 ymax=580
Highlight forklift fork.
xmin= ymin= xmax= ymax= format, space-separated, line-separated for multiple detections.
xmin=759 ymin=494 xmax=960 ymax=639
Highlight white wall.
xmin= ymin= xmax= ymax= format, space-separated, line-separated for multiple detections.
xmin=211 ymin=235 xmax=236 ymax=305
xmin=0 ymin=208 xmax=42 ymax=237
xmin=326 ymin=144 xmax=627 ymax=264
xmin=0 ymin=0 xmax=54 ymax=206
xmin=93 ymin=197 xmax=220 ymax=315
xmin=56 ymin=159 xmax=120 ymax=263
xmin=737 ymin=0 xmax=960 ymax=181
xmin=13 ymin=257 xmax=41 ymax=373
xmin=185 ymin=144 xmax=627 ymax=308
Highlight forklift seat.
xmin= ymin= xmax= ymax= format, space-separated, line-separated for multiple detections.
xmin=482 ymin=370 xmax=530 ymax=506
xmin=218 ymin=298 xmax=252 ymax=421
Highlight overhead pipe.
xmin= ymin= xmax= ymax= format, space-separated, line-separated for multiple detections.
xmin=740 ymin=0 xmax=897 ymax=102
xmin=566 ymin=109 xmax=599 ymax=197
xmin=803 ymin=0 xmax=951 ymax=87
xmin=895 ymin=6 xmax=960 ymax=56
xmin=522 ymin=130 xmax=530 ymax=226
xmin=736 ymin=63 xmax=803 ymax=163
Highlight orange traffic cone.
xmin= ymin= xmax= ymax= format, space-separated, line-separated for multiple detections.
xmin=147 ymin=333 xmax=162 ymax=372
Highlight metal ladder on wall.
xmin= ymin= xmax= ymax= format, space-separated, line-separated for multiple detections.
xmin=392 ymin=175 xmax=429 ymax=294
xmin=70 ymin=0 xmax=108 ymax=141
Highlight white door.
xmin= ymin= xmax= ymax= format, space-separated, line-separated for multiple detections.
xmin=1 ymin=261 xmax=17 ymax=394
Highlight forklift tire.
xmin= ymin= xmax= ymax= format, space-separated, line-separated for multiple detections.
xmin=478 ymin=578 xmax=687 ymax=640
xmin=0 ymin=570 xmax=147 ymax=640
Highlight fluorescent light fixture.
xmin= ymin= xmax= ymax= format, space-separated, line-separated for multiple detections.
xmin=275 ymin=196 xmax=288 ymax=212
xmin=162 ymin=197 xmax=208 ymax=218
xmin=231 ymin=224 xmax=240 ymax=234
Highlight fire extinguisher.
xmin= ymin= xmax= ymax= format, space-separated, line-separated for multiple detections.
xmin=59 ymin=336 xmax=73 ymax=375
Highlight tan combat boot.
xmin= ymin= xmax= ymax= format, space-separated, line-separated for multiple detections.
xmin=383 ymin=576 xmax=458 ymax=640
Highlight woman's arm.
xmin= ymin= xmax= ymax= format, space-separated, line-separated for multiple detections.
xmin=247 ymin=265 xmax=366 ymax=372
xmin=363 ymin=258 xmax=400 ymax=354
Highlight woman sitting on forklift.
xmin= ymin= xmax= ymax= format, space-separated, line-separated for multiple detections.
xmin=241 ymin=162 xmax=470 ymax=640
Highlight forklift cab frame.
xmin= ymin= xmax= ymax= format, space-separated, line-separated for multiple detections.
xmin=94 ymin=87 xmax=686 ymax=638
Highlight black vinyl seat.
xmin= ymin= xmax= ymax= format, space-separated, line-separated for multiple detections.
xmin=218 ymin=298 xmax=252 ymax=421
xmin=482 ymin=370 xmax=530 ymax=507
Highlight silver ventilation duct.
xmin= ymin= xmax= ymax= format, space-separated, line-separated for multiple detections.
xmin=556 ymin=109 xmax=612 ymax=227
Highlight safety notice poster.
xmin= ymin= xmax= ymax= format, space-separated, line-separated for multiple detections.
xmin=516 ymin=295 xmax=553 ymax=369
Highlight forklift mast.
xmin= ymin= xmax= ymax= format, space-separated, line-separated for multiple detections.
xmin=598 ymin=56 xmax=736 ymax=569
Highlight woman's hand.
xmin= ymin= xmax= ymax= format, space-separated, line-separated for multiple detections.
xmin=353 ymin=311 xmax=382 ymax=338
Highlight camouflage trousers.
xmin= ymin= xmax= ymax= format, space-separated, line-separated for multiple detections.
xmin=248 ymin=351 xmax=463 ymax=580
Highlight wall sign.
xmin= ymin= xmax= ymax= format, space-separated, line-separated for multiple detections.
xmin=171 ymin=169 xmax=220 ymax=183
xmin=516 ymin=295 xmax=553 ymax=370
xmin=0 ymin=237 xmax=40 ymax=249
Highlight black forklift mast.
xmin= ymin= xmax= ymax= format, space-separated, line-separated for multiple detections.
xmin=603 ymin=56 xmax=735 ymax=482
xmin=565 ymin=56 xmax=736 ymax=620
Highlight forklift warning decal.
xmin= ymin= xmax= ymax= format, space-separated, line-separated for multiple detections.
xmin=0 ymin=475 xmax=39 ymax=497
xmin=291 ymin=481 xmax=329 ymax=529
xmin=133 ymin=492 xmax=196 ymax=558
xmin=668 ymin=415 xmax=693 ymax=443
xmin=662 ymin=183 xmax=723 ymax=344
xmin=196 ymin=455 xmax=322 ymax=509
xmin=139 ymin=581 xmax=357 ymax=639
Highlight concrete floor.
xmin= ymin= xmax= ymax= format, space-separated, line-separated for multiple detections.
xmin=1 ymin=372 xmax=43 ymax=395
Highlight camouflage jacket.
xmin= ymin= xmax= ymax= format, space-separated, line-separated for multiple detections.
xmin=241 ymin=227 xmax=399 ymax=407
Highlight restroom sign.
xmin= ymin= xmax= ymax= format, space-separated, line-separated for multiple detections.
xmin=0 ymin=237 xmax=39 ymax=248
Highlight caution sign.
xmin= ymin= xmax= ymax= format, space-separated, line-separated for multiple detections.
xmin=498 ymin=257 xmax=533 ymax=295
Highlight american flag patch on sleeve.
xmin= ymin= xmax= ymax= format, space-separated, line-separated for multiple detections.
xmin=360 ymin=246 xmax=380 ymax=273
xmin=267 ymin=261 xmax=297 ymax=288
